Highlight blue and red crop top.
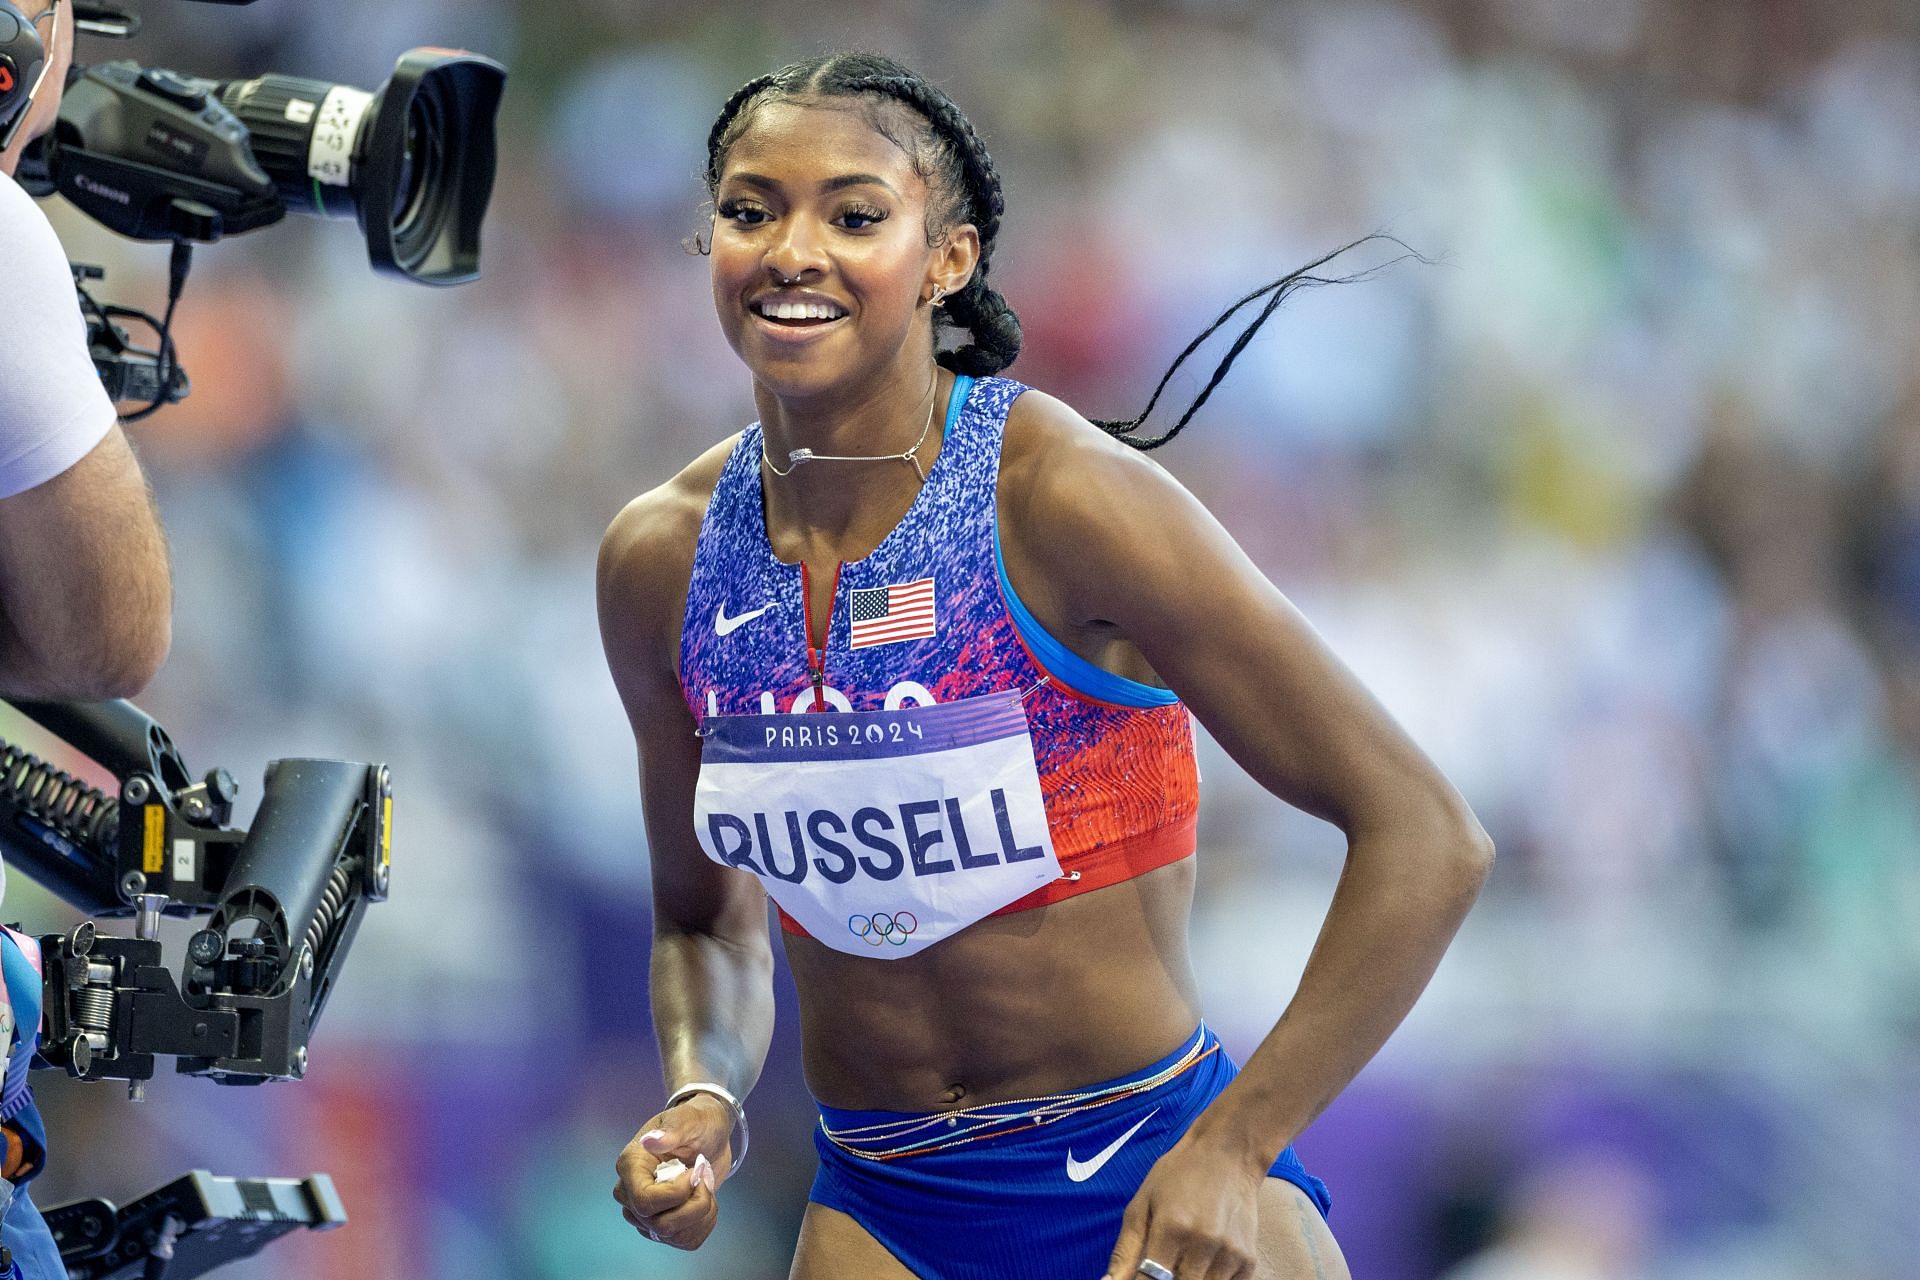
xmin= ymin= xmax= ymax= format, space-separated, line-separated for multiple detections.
xmin=679 ymin=375 xmax=1200 ymax=934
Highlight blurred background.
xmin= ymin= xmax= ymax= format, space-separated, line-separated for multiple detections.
xmin=4 ymin=0 xmax=1919 ymax=1276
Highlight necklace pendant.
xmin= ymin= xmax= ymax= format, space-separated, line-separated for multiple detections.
xmin=788 ymin=448 xmax=815 ymax=467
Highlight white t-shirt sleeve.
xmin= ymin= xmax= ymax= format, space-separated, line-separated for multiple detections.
xmin=0 ymin=171 xmax=117 ymax=499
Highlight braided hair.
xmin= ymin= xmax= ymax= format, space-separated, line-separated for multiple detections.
xmin=703 ymin=54 xmax=1417 ymax=448
xmin=703 ymin=52 xmax=1019 ymax=378
xmin=1085 ymin=234 xmax=1424 ymax=450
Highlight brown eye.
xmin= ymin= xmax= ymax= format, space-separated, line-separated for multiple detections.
xmin=718 ymin=200 xmax=770 ymax=226
xmin=838 ymin=205 xmax=887 ymax=230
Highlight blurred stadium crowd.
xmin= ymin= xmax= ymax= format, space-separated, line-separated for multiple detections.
xmin=4 ymin=0 xmax=1918 ymax=1277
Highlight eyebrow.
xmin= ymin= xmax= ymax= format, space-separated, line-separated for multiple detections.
xmin=727 ymin=172 xmax=899 ymax=197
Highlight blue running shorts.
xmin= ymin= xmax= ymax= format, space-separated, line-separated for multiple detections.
xmin=809 ymin=1024 xmax=1331 ymax=1280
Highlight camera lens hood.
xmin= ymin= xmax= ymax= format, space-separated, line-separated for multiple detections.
xmin=358 ymin=49 xmax=505 ymax=285
xmin=214 ymin=48 xmax=505 ymax=284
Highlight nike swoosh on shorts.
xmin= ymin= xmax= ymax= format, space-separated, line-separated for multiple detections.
xmin=715 ymin=603 xmax=772 ymax=637
xmin=1065 ymin=1107 xmax=1159 ymax=1182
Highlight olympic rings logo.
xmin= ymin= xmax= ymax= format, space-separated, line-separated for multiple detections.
xmin=849 ymin=911 xmax=918 ymax=947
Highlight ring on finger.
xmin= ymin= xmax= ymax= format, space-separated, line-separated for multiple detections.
xmin=1136 ymin=1261 xmax=1175 ymax=1280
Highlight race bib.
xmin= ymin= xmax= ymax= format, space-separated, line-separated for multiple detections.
xmin=693 ymin=694 xmax=1061 ymax=958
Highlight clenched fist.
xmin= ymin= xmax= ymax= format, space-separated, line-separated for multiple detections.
xmin=613 ymin=1093 xmax=737 ymax=1249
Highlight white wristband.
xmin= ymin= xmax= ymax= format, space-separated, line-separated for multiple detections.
xmin=665 ymin=1081 xmax=749 ymax=1174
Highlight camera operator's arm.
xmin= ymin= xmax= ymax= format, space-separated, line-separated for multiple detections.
xmin=0 ymin=429 xmax=171 ymax=698
xmin=0 ymin=172 xmax=171 ymax=699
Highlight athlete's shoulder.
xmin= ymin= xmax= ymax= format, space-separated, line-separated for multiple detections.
xmin=601 ymin=433 xmax=739 ymax=566
xmin=994 ymin=383 xmax=1214 ymax=632
xmin=999 ymin=384 xmax=1187 ymax=523
xmin=597 ymin=433 xmax=741 ymax=672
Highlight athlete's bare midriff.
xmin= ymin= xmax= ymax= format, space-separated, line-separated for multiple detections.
xmin=786 ymin=855 xmax=1203 ymax=1111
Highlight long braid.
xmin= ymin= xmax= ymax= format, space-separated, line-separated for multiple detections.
xmin=1091 ymin=234 xmax=1425 ymax=450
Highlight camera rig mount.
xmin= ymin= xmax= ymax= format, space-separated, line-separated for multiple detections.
xmin=47 ymin=1170 xmax=347 ymax=1280
xmin=0 ymin=698 xmax=391 ymax=1093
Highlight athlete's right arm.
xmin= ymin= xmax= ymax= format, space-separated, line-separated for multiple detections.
xmin=597 ymin=461 xmax=775 ymax=1249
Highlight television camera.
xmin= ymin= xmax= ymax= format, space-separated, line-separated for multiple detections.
xmin=13 ymin=0 xmax=507 ymax=418
xmin=0 ymin=0 xmax=501 ymax=1273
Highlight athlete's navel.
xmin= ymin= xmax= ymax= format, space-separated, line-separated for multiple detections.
xmin=937 ymin=1082 xmax=968 ymax=1106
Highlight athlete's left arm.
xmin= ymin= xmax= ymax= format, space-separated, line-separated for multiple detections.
xmin=1004 ymin=392 xmax=1492 ymax=1273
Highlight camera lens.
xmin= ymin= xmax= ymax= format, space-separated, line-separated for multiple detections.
xmin=391 ymin=117 xmax=418 ymax=226
xmin=387 ymin=83 xmax=451 ymax=268
xmin=215 ymin=72 xmax=371 ymax=216
xmin=214 ymin=49 xmax=503 ymax=283
xmin=391 ymin=93 xmax=433 ymax=230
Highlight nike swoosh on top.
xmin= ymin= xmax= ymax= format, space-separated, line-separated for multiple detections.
xmin=1065 ymin=1107 xmax=1159 ymax=1182
xmin=714 ymin=603 xmax=773 ymax=637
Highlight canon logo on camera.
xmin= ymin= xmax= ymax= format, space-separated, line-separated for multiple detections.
xmin=73 ymin=173 xmax=132 ymax=205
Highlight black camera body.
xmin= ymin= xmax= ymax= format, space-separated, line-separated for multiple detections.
xmin=40 ymin=49 xmax=506 ymax=282
xmin=50 ymin=61 xmax=281 ymax=241
xmin=18 ymin=5 xmax=507 ymax=418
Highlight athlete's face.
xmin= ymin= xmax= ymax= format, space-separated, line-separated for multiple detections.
xmin=709 ymin=99 xmax=974 ymax=397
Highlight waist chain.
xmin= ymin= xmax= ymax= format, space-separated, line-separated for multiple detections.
xmin=818 ymin=1031 xmax=1217 ymax=1163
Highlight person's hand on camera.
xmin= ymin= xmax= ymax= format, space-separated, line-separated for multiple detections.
xmin=611 ymin=1094 xmax=735 ymax=1249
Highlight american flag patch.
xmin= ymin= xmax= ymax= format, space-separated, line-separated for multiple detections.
xmin=849 ymin=577 xmax=937 ymax=649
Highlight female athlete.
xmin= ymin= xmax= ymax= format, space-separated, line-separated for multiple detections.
xmin=599 ymin=51 xmax=1493 ymax=1280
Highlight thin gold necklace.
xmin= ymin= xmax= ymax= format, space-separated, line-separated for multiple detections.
xmin=761 ymin=373 xmax=941 ymax=483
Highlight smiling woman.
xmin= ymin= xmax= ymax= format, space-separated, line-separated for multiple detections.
xmin=598 ymin=49 xmax=1490 ymax=1280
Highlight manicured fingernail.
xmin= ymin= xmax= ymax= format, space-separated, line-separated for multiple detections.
xmin=693 ymin=1153 xmax=715 ymax=1190
xmin=641 ymin=1129 xmax=667 ymax=1144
